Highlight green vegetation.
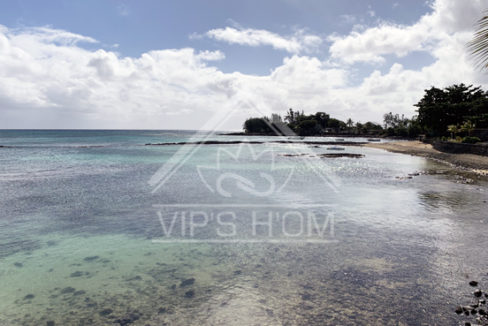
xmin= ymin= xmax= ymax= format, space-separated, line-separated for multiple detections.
xmin=243 ymin=83 xmax=488 ymax=143
xmin=415 ymin=84 xmax=488 ymax=139
xmin=244 ymin=109 xmax=383 ymax=136
xmin=462 ymin=136 xmax=482 ymax=144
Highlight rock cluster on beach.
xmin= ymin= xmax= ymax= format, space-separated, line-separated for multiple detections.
xmin=456 ymin=281 xmax=488 ymax=325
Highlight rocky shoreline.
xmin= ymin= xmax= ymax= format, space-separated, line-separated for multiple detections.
xmin=145 ymin=140 xmax=366 ymax=146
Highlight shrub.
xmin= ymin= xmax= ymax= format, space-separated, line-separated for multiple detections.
xmin=462 ymin=136 xmax=481 ymax=144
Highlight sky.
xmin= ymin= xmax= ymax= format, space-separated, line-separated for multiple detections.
xmin=0 ymin=0 xmax=488 ymax=130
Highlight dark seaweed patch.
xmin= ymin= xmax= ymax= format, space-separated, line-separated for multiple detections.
xmin=60 ymin=287 xmax=76 ymax=294
xmin=99 ymin=308 xmax=113 ymax=316
xmin=180 ymin=278 xmax=195 ymax=287
xmin=83 ymin=256 xmax=99 ymax=262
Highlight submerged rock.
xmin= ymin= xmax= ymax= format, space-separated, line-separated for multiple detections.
xmin=158 ymin=307 xmax=167 ymax=314
xmin=301 ymin=293 xmax=312 ymax=301
xmin=46 ymin=321 xmax=55 ymax=326
xmin=23 ymin=294 xmax=35 ymax=300
xmin=180 ymin=278 xmax=195 ymax=287
xmin=14 ymin=262 xmax=23 ymax=268
xmin=469 ymin=281 xmax=479 ymax=287
xmin=70 ymin=271 xmax=83 ymax=277
xmin=319 ymin=153 xmax=364 ymax=158
xmin=46 ymin=240 xmax=57 ymax=247
xmin=83 ymin=256 xmax=99 ymax=262
xmin=184 ymin=290 xmax=195 ymax=298
xmin=126 ymin=275 xmax=142 ymax=282
xmin=99 ymin=308 xmax=113 ymax=316
xmin=60 ymin=287 xmax=76 ymax=294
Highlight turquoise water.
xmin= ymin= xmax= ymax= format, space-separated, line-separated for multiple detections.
xmin=0 ymin=130 xmax=487 ymax=325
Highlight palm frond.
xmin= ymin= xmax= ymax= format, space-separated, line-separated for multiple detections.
xmin=468 ymin=13 xmax=488 ymax=69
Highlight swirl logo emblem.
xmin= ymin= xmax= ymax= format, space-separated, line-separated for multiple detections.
xmin=197 ymin=142 xmax=294 ymax=198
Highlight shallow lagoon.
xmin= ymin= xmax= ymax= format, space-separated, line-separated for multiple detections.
xmin=0 ymin=130 xmax=487 ymax=325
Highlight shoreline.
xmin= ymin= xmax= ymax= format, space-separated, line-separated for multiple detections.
xmin=364 ymin=141 xmax=488 ymax=176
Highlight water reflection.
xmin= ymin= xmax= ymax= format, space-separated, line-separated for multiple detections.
xmin=0 ymin=133 xmax=487 ymax=325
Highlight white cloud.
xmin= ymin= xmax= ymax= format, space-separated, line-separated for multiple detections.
xmin=117 ymin=3 xmax=130 ymax=17
xmin=328 ymin=0 xmax=488 ymax=64
xmin=204 ymin=27 xmax=322 ymax=54
xmin=1 ymin=0 xmax=488 ymax=130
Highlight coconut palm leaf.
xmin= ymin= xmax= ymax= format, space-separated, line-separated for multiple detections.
xmin=469 ymin=13 xmax=488 ymax=69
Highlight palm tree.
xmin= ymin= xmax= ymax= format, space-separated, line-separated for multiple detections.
xmin=447 ymin=124 xmax=459 ymax=139
xmin=469 ymin=12 xmax=488 ymax=69
xmin=461 ymin=120 xmax=475 ymax=136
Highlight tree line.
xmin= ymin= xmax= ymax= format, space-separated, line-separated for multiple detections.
xmin=243 ymin=83 xmax=488 ymax=143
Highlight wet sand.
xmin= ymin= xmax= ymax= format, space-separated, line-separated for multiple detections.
xmin=364 ymin=141 xmax=488 ymax=176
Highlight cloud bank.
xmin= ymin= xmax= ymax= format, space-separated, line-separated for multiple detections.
xmin=0 ymin=0 xmax=488 ymax=129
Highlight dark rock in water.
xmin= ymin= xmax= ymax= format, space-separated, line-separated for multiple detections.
xmin=170 ymin=284 xmax=176 ymax=290
xmin=23 ymin=294 xmax=35 ymax=300
xmin=465 ymin=322 xmax=471 ymax=326
xmin=319 ymin=153 xmax=364 ymax=158
xmin=73 ymin=290 xmax=86 ymax=296
xmin=184 ymin=290 xmax=195 ymax=298
xmin=474 ymin=289 xmax=483 ymax=297
xmin=455 ymin=306 xmax=463 ymax=314
xmin=14 ymin=262 xmax=23 ymax=268
xmin=70 ymin=271 xmax=83 ymax=277
xmin=301 ymin=293 xmax=312 ymax=301
xmin=46 ymin=321 xmax=55 ymax=326
xmin=115 ymin=319 xmax=132 ymax=326
xmin=469 ymin=281 xmax=478 ymax=287
xmin=46 ymin=240 xmax=57 ymax=247
xmin=115 ymin=311 xmax=141 ymax=325
xmin=127 ymin=275 xmax=142 ymax=282
xmin=83 ymin=256 xmax=99 ymax=262
xmin=99 ymin=308 xmax=113 ymax=316
xmin=234 ymin=270 xmax=242 ymax=275
xmin=479 ymin=308 xmax=487 ymax=315
xmin=180 ymin=278 xmax=195 ymax=287
xmin=61 ymin=287 xmax=76 ymax=294
xmin=158 ymin=307 xmax=167 ymax=314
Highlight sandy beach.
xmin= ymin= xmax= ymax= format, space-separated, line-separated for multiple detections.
xmin=365 ymin=140 xmax=488 ymax=175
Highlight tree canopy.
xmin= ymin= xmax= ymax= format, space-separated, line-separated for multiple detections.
xmin=415 ymin=84 xmax=488 ymax=136
xmin=242 ymin=83 xmax=488 ymax=141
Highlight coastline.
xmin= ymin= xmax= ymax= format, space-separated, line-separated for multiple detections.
xmin=364 ymin=141 xmax=488 ymax=176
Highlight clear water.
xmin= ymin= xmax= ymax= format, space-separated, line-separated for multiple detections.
xmin=0 ymin=130 xmax=487 ymax=325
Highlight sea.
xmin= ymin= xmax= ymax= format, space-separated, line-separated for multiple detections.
xmin=0 ymin=129 xmax=487 ymax=325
